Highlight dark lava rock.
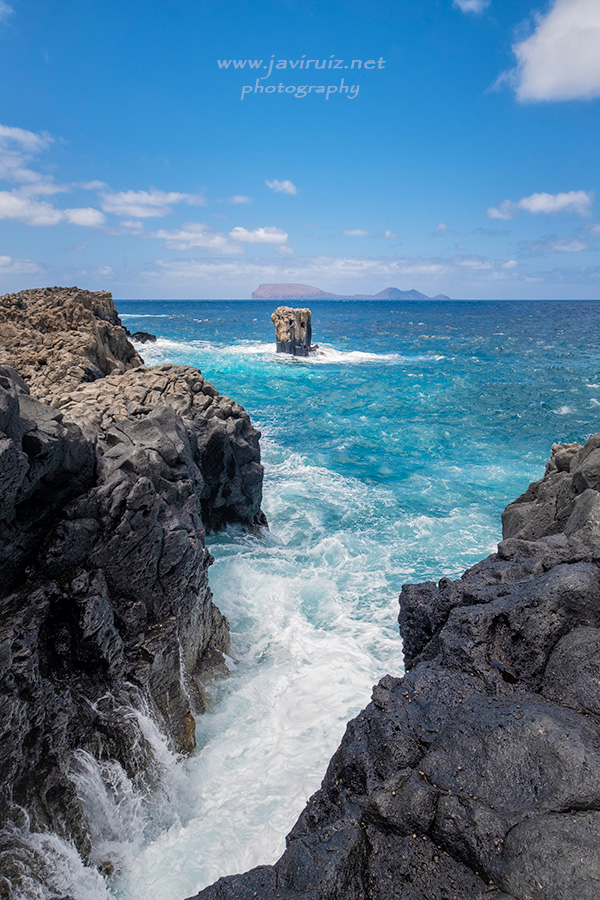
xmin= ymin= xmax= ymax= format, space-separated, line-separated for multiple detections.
xmin=0 ymin=287 xmax=266 ymax=884
xmin=130 ymin=330 xmax=157 ymax=344
xmin=190 ymin=436 xmax=600 ymax=900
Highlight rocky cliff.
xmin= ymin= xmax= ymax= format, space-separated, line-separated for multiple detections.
xmin=192 ymin=437 xmax=600 ymax=900
xmin=0 ymin=287 xmax=265 ymax=886
xmin=0 ymin=286 xmax=143 ymax=404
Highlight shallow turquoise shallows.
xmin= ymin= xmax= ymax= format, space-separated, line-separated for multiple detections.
xmin=76 ymin=299 xmax=600 ymax=900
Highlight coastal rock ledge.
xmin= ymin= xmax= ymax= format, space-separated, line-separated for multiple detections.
xmin=0 ymin=287 xmax=265 ymax=881
xmin=193 ymin=437 xmax=600 ymax=900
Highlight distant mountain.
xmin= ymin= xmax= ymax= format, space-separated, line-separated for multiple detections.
xmin=371 ymin=287 xmax=430 ymax=300
xmin=252 ymin=283 xmax=338 ymax=301
xmin=251 ymin=283 xmax=451 ymax=301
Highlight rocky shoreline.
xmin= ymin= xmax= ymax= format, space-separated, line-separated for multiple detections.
xmin=2 ymin=287 xmax=599 ymax=900
xmin=192 ymin=438 xmax=600 ymax=900
xmin=0 ymin=287 xmax=265 ymax=888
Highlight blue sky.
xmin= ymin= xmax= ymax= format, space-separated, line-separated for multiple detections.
xmin=0 ymin=0 xmax=599 ymax=299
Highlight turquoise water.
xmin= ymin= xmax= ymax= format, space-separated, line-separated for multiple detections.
xmin=40 ymin=300 xmax=600 ymax=900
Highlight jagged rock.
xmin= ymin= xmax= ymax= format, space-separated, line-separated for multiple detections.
xmin=271 ymin=306 xmax=315 ymax=356
xmin=130 ymin=330 xmax=157 ymax=344
xmin=191 ymin=434 xmax=600 ymax=900
xmin=56 ymin=363 xmax=265 ymax=530
xmin=0 ymin=286 xmax=143 ymax=403
xmin=0 ymin=287 xmax=266 ymax=877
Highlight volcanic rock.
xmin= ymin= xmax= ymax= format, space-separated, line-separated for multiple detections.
xmin=271 ymin=306 xmax=315 ymax=356
xmin=0 ymin=287 xmax=265 ymax=878
xmin=0 ymin=285 xmax=143 ymax=403
xmin=130 ymin=330 xmax=157 ymax=343
xmin=191 ymin=435 xmax=600 ymax=900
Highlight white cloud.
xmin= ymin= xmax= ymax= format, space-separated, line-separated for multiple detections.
xmin=0 ymin=124 xmax=54 ymax=184
xmin=0 ymin=124 xmax=51 ymax=153
xmin=76 ymin=180 xmax=108 ymax=191
xmin=520 ymin=235 xmax=591 ymax=256
xmin=588 ymin=224 xmax=600 ymax=237
xmin=0 ymin=124 xmax=106 ymax=228
xmin=229 ymin=225 xmax=288 ymax=245
xmin=453 ymin=0 xmax=490 ymax=13
xmin=0 ymin=254 xmax=41 ymax=274
xmin=488 ymin=190 xmax=594 ymax=220
xmin=0 ymin=191 xmax=64 ymax=225
xmin=456 ymin=256 xmax=494 ymax=270
xmin=0 ymin=2 xmax=14 ymax=21
xmin=344 ymin=228 xmax=368 ymax=236
xmin=0 ymin=190 xmax=105 ymax=227
xmin=508 ymin=0 xmax=600 ymax=102
xmin=146 ymin=256 xmax=453 ymax=284
xmin=16 ymin=181 xmax=68 ymax=197
xmin=266 ymin=179 xmax=297 ymax=195
xmin=64 ymin=207 xmax=106 ymax=227
xmin=503 ymin=259 xmax=519 ymax=269
xmin=542 ymin=237 xmax=589 ymax=253
xmin=384 ymin=229 xmax=397 ymax=239
xmin=120 ymin=219 xmax=144 ymax=234
xmin=150 ymin=222 xmax=241 ymax=254
xmin=227 ymin=194 xmax=252 ymax=204
xmin=100 ymin=188 xmax=206 ymax=218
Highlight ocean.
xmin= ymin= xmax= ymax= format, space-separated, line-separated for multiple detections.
xmin=22 ymin=299 xmax=600 ymax=899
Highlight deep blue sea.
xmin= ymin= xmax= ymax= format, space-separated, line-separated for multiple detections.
xmin=29 ymin=300 xmax=600 ymax=900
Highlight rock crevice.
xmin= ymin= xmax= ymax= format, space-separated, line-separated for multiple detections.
xmin=192 ymin=434 xmax=600 ymax=900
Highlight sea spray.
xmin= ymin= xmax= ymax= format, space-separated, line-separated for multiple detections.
xmin=1 ymin=697 xmax=192 ymax=900
xmin=0 ymin=815 xmax=112 ymax=900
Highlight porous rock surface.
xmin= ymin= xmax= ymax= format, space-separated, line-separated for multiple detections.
xmin=192 ymin=436 xmax=600 ymax=900
xmin=271 ymin=306 xmax=315 ymax=356
xmin=0 ymin=287 xmax=265 ymax=878
xmin=0 ymin=285 xmax=143 ymax=403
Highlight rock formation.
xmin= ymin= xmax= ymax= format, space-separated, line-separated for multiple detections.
xmin=129 ymin=330 xmax=157 ymax=344
xmin=0 ymin=285 xmax=143 ymax=404
xmin=271 ymin=306 xmax=315 ymax=356
xmin=192 ymin=436 xmax=600 ymax=900
xmin=0 ymin=287 xmax=265 ymax=883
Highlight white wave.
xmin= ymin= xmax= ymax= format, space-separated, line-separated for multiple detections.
xmin=107 ymin=435 xmax=501 ymax=900
xmin=120 ymin=314 xmax=172 ymax=318
xmin=0 ymin=817 xmax=111 ymax=900
xmin=140 ymin=336 xmax=444 ymax=368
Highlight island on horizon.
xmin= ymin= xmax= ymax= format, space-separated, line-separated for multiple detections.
xmin=251 ymin=283 xmax=451 ymax=301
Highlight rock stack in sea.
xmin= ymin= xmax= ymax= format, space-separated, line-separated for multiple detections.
xmin=192 ymin=438 xmax=600 ymax=900
xmin=0 ymin=287 xmax=265 ymax=876
xmin=271 ymin=306 xmax=315 ymax=356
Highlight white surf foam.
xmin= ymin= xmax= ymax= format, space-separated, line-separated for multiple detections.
xmin=138 ymin=336 xmax=444 ymax=368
